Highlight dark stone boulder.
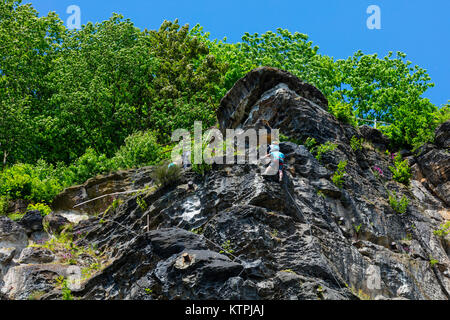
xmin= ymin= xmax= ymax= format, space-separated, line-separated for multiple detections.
xmin=42 ymin=213 xmax=70 ymax=234
xmin=359 ymin=125 xmax=390 ymax=151
xmin=218 ymin=67 xmax=328 ymax=131
xmin=17 ymin=247 xmax=55 ymax=265
xmin=0 ymin=247 xmax=15 ymax=265
xmin=0 ymin=216 xmax=28 ymax=258
xmin=415 ymin=143 xmax=450 ymax=206
xmin=18 ymin=210 xmax=43 ymax=235
xmin=1 ymin=264 xmax=72 ymax=300
xmin=217 ymin=67 xmax=345 ymax=145
xmin=148 ymin=228 xmax=208 ymax=259
xmin=51 ymin=166 xmax=155 ymax=215
xmin=435 ymin=120 xmax=450 ymax=149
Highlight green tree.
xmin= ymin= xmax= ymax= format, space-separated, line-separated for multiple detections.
xmin=0 ymin=0 xmax=64 ymax=165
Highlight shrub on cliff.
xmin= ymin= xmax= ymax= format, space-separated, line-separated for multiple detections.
xmin=0 ymin=162 xmax=64 ymax=203
xmin=151 ymin=162 xmax=182 ymax=188
xmin=389 ymin=154 xmax=412 ymax=186
xmin=111 ymin=131 xmax=164 ymax=169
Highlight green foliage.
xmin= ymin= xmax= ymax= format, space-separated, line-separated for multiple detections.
xmin=190 ymin=227 xmax=204 ymax=235
xmin=314 ymin=142 xmax=338 ymax=162
xmin=350 ymin=136 xmax=364 ymax=152
xmin=0 ymin=130 xmax=169 ymax=203
xmin=7 ymin=212 xmax=25 ymax=221
xmin=304 ymin=137 xmax=318 ymax=152
xmin=111 ymin=131 xmax=165 ymax=169
xmin=0 ymin=162 xmax=64 ymax=202
xmin=67 ymin=148 xmax=112 ymax=184
xmin=32 ymin=227 xmax=108 ymax=284
xmin=136 ymin=196 xmax=148 ymax=211
xmin=0 ymin=195 xmax=8 ymax=216
xmin=28 ymin=291 xmax=46 ymax=300
xmin=27 ymin=203 xmax=52 ymax=217
xmin=281 ymin=269 xmax=297 ymax=275
xmin=190 ymin=135 xmax=213 ymax=175
xmin=329 ymin=102 xmax=357 ymax=127
xmin=388 ymin=191 xmax=409 ymax=214
xmin=219 ymin=240 xmax=235 ymax=255
xmin=429 ymin=258 xmax=439 ymax=267
xmin=270 ymin=229 xmax=279 ymax=238
xmin=1 ymin=4 xmax=224 ymax=166
xmin=334 ymin=51 xmax=437 ymax=149
xmin=389 ymin=154 xmax=412 ymax=185
xmin=316 ymin=190 xmax=326 ymax=198
xmin=61 ymin=279 xmax=73 ymax=300
xmin=433 ymin=221 xmax=450 ymax=238
xmin=151 ymin=162 xmax=182 ymax=187
xmin=332 ymin=160 xmax=348 ymax=188
xmin=279 ymin=134 xmax=302 ymax=146
xmin=0 ymin=0 xmax=65 ymax=165
xmin=197 ymin=25 xmax=439 ymax=149
xmin=144 ymin=288 xmax=153 ymax=295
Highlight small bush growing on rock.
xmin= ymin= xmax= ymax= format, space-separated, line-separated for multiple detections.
xmin=314 ymin=142 xmax=338 ymax=162
xmin=136 ymin=196 xmax=148 ymax=211
xmin=190 ymin=137 xmax=214 ymax=175
xmin=388 ymin=191 xmax=409 ymax=214
xmin=280 ymin=134 xmax=302 ymax=145
xmin=67 ymin=148 xmax=112 ymax=184
xmin=27 ymin=203 xmax=52 ymax=217
xmin=332 ymin=160 xmax=348 ymax=188
xmin=111 ymin=131 xmax=165 ymax=169
xmin=429 ymin=257 xmax=439 ymax=267
xmin=303 ymin=137 xmax=317 ymax=152
xmin=7 ymin=212 xmax=25 ymax=221
xmin=329 ymin=101 xmax=357 ymax=127
xmin=190 ymin=227 xmax=204 ymax=235
xmin=281 ymin=269 xmax=297 ymax=275
xmin=0 ymin=162 xmax=64 ymax=203
xmin=433 ymin=221 xmax=450 ymax=238
xmin=152 ymin=162 xmax=182 ymax=187
xmin=389 ymin=154 xmax=412 ymax=186
xmin=220 ymin=240 xmax=235 ymax=255
xmin=350 ymin=136 xmax=364 ymax=152
xmin=28 ymin=291 xmax=46 ymax=300
xmin=55 ymin=277 xmax=74 ymax=300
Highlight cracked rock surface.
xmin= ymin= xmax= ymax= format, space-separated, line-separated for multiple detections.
xmin=1 ymin=67 xmax=449 ymax=300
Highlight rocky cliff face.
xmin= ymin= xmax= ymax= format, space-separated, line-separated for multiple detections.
xmin=1 ymin=67 xmax=449 ymax=300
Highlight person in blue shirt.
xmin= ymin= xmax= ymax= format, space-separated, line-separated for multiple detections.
xmin=263 ymin=142 xmax=285 ymax=182
xmin=168 ymin=162 xmax=177 ymax=169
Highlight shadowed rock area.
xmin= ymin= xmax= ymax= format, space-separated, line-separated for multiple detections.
xmin=1 ymin=67 xmax=449 ymax=300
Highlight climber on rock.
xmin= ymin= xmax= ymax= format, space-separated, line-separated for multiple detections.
xmin=262 ymin=142 xmax=285 ymax=182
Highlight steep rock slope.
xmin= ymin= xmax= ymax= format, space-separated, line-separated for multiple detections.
xmin=1 ymin=67 xmax=449 ymax=300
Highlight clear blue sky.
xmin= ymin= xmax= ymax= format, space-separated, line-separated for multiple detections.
xmin=32 ymin=0 xmax=449 ymax=107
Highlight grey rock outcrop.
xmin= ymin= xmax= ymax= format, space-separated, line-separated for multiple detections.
xmin=42 ymin=213 xmax=70 ymax=234
xmin=18 ymin=247 xmax=55 ymax=265
xmin=18 ymin=211 xmax=44 ymax=235
xmin=51 ymin=166 xmax=155 ymax=215
xmin=1 ymin=67 xmax=448 ymax=300
xmin=0 ymin=217 xmax=28 ymax=259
